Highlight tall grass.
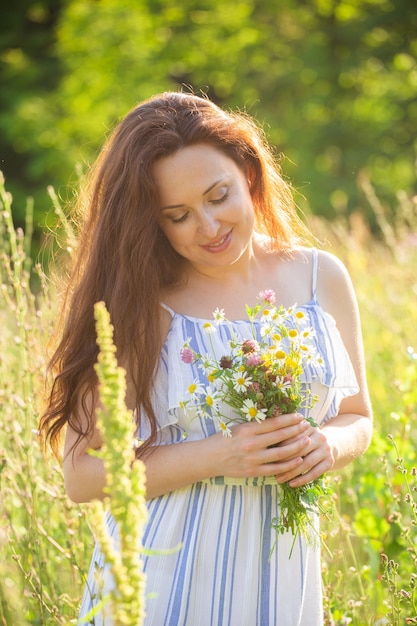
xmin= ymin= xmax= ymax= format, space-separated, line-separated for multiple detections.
xmin=0 ymin=172 xmax=89 ymax=624
xmin=1 ymin=170 xmax=416 ymax=624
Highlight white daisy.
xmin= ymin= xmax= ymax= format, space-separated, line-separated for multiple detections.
xmin=242 ymin=398 xmax=267 ymax=423
xmin=232 ymin=370 xmax=252 ymax=392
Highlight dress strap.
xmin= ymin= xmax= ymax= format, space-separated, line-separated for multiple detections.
xmin=160 ymin=302 xmax=175 ymax=318
xmin=311 ymin=248 xmax=318 ymax=301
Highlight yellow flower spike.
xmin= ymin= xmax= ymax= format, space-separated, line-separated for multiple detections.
xmin=92 ymin=301 xmax=147 ymax=626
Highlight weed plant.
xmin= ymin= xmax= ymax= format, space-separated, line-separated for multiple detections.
xmin=1 ymin=170 xmax=416 ymax=624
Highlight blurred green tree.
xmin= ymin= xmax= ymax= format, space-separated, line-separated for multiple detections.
xmin=0 ymin=0 xmax=62 ymax=235
xmin=1 ymin=0 xmax=416 ymax=236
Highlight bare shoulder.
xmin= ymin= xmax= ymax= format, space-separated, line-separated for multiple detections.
xmin=317 ymin=248 xmax=350 ymax=278
xmin=315 ymin=249 xmax=358 ymax=319
xmin=317 ymin=249 xmax=353 ymax=289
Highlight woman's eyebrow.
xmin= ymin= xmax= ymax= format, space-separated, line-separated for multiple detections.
xmin=160 ymin=178 xmax=225 ymax=211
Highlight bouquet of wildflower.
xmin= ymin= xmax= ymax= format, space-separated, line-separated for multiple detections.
xmin=180 ymin=290 xmax=328 ymax=550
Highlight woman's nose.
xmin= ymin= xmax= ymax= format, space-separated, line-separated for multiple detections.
xmin=197 ymin=208 xmax=220 ymax=237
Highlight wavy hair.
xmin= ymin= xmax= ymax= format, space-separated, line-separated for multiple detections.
xmin=39 ymin=91 xmax=310 ymax=458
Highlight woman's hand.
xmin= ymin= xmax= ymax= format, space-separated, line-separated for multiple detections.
xmin=214 ymin=412 xmax=313 ymax=480
xmin=273 ymin=421 xmax=335 ymax=487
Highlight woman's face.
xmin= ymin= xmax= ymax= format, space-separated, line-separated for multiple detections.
xmin=154 ymin=143 xmax=255 ymax=273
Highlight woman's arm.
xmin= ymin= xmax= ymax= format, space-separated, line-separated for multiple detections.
xmin=276 ymin=250 xmax=373 ymax=488
xmin=63 ymin=408 xmax=314 ymax=502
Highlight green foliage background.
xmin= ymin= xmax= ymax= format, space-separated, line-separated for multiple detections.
xmin=1 ymin=0 xmax=416 ymax=242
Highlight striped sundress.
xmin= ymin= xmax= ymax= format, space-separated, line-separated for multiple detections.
xmin=78 ymin=249 xmax=359 ymax=626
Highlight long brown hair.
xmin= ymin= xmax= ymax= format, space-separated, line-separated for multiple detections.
xmin=39 ymin=91 xmax=309 ymax=458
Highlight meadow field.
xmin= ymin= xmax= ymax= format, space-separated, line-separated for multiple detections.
xmin=1 ymin=172 xmax=416 ymax=625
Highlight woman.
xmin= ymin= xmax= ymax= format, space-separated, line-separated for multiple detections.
xmin=40 ymin=92 xmax=372 ymax=625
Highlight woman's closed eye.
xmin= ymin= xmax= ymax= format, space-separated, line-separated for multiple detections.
xmin=171 ymin=212 xmax=189 ymax=224
xmin=209 ymin=190 xmax=229 ymax=205
xmin=164 ymin=184 xmax=230 ymax=224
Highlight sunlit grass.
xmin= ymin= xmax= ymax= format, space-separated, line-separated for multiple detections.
xmin=1 ymin=171 xmax=416 ymax=624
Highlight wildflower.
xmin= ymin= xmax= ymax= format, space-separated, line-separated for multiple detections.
xmin=241 ymin=339 xmax=259 ymax=354
xmin=92 ymin=302 xmax=147 ymax=624
xmin=259 ymin=289 xmax=276 ymax=305
xmin=305 ymin=353 xmax=324 ymax=368
xmin=273 ymin=349 xmax=286 ymax=360
xmin=260 ymin=321 xmax=274 ymax=337
xmin=301 ymin=327 xmax=316 ymax=340
xmin=203 ymin=385 xmax=221 ymax=409
xmin=242 ymin=398 xmax=267 ymax=423
xmin=218 ymin=420 xmax=232 ymax=437
xmin=199 ymin=356 xmax=215 ymax=373
xmin=232 ymin=370 xmax=252 ymax=392
xmin=220 ymin=355 xmax=233 ymax=369
xmin=187 ymin=380 xmax=204 ymax=396
xmin=180 ymin=347 xmax=194 ymax=364
xmin=275 ymin=376 xmax=293 ymax=393
xmin=246 ymin=353 xmax=262 ymax=367
xmin=203 ymin=322 xmax=216 ymax=334
xmin=213 ymin=307 xmax=226 ymax=323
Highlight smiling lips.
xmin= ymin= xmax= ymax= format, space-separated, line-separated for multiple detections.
xmin=201 ymin=230 xmax=232 ymax=253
